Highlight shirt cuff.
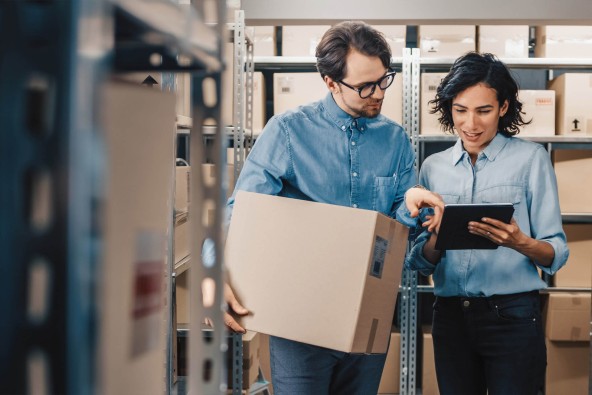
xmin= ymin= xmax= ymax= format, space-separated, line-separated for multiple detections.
xmin=536 ymin=239 xmax=569 ymax=276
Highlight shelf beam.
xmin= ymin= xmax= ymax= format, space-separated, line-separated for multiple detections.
xmin=243 ymin=0 xmax=592 ymax=26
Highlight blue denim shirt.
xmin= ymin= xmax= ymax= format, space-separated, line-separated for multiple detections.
xmin=403 ymin=133 xmax=569 ymax=297
xmin=227 ymin=92 xmax=417 ymax=219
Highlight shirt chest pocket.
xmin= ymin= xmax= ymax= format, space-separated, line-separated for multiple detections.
xmin=373 ymin=175 xmax=399 ymax=215
xmin=476 ymin=185 xmax=523 ymax=215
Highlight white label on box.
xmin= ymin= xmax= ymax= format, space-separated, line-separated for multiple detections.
xmin=371 ymin=236 xmax=388 ymax=279
xmin=131 ymin=231 xmax=165 ymax=357
xmin=278 ymin=76 xmax=294 ymax=94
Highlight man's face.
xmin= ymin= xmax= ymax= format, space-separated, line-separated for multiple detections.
xmin=326 ymin=50 xmax=388 ymax=118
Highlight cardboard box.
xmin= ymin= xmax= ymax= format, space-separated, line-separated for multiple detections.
xmin=419 ymin=26 xmax=476 ymax=58
xmin=375 ymin=25 xmax=407 ymax=58
xmin=544 ymin=293 xmax=591 ymax=341
xmin=248 ymin=26 xmax=276 ymax=57
xmin=225 ymin=191 xmax=408 ymax=353
xmin=545 ymin=338 xmax=590 ymax=395
xmin=535 ymin=26 xmax=592 ymax=58
xmin=175 ymin=72 xmax=191 ymax=118
xmin=548 ymin=73 xmax=592 ymax=136
xmin=227 ymin=331 xmax=261 ymax=389
xmin=552 ymin=150 xmax=592 ymax=213
xmin=422 ymin=330 xmax=439 ymax=395
xmin=175 ymin=166 xmax=190 ymax=213
xmin=377 ymin=331 xmax=400 ymax=394
xmin=518 ymin=90 xmax=555 ymax=136
xmin=273 ymin=72 xmax=328 ymax=114
xmin=281 ymin=25 xmax=330 ymax=56
xmin=202 ymin=163 xmax=236 ymax=198
xmin=175 ymin=269 xmax=190 ymax=325
xmin=478 ymin=26 xmax=529 ymax=58
xmin=420 ymin=73 xmax=448 ymax=135
xmin=554 ymin=224 xmax=592 ymax=287
xmin=252 ymin=72 xmax=266 ymax=135
xmin=273 ymin=72 xmax=403 ymax=124
xmin=173 ymin=212 xmax=190 ymax=263
xmin=100 ymin=81 xmax=175 ymax=394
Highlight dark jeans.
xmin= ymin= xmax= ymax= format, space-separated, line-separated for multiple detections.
xmin=432 ymin=291 xmax=546 ymax=395
xmin=269 ymin=336 xmax=387 ymax=395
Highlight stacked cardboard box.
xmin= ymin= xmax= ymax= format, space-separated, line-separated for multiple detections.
xmin=554 ymin=225 xmax=592 ymax=287
xmin=518 ymin=90 xmax=555 ymax=136
xmin=418 ymin=26 xmax=476 ymax=58
xmin=548 ymin=73 xmax=592 ymax=136
xmin=378 ymin=331 xmax=401 ymax=395
xmin=544 ymin=293 xmax=591 ymax=394
xmin=420 ymin=73 xmax=448 ymax=135
xmin=552 ymin=150 xmax=592 ymax=213
xmin=535 ymin=26 xmax=592 ymax=58
xmin=478 ymin=26 xmax=529 ymax=58
xmin=422 ymin=328 xmax=439 ymax=395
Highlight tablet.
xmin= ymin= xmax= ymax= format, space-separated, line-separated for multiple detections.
xmin=434 ymin=203 xmax=515 ymax=250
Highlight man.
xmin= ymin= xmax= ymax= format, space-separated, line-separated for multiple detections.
xmin=223 ymin=21 xmax=442 ymax=394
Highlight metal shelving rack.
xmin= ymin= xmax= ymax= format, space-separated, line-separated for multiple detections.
xmin=0 ymin=0 xmax=230 ymax=394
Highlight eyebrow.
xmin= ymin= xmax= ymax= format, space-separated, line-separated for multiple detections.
xmin=452 ymin=103 xmax=495 ymax=110
xmin=350 ymin=71 xmax=389 ymax=86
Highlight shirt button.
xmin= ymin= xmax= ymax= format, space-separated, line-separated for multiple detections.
xmin=352 ymin=172 xmax=358 ymax=177
xmin=341 ymin=125 xmax=346 ymax=131
xmin=360 ymin=127 xmax=365 ymax=131
xmin=351 ymin=141 xmax=356 ymax=146
xmin=352 ymin=204 xmax=358 ymax=208
xmin=463 ymin=300 xmax=470 ymax=307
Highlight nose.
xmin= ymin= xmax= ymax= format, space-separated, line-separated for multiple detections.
xmin=370 ymin=85 xmax=385 ymax=100
xmin=464 ymin=111 xmax=477 ymax=131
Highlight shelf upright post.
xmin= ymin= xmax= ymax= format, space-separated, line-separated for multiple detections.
xmin=233 ymin=10 xmax=247 ymax=180
xmin=0 ymin=0 xmax=111 ymax=394
xmin=187 ymin=0 xmax=229 ymax=394
xmin=399 ymin=47 xmax=420 ymax=395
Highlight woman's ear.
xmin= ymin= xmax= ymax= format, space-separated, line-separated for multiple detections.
xmin=500 ymin=100 xmax=509 ymax=117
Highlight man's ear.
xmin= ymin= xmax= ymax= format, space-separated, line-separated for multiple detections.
xmin=324 ymin=76 xmax=340 ymax=94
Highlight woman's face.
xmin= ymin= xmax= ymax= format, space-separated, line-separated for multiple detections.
xmin=452 ymin=83 xmax=508 ymax=160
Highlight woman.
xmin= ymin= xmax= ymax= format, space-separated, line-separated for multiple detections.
xmin=406 ymin=52 xmax=569 ymax=395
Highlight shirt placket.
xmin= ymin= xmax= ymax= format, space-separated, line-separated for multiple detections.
xmin=349 ymin=121 xmax=360 ymax=208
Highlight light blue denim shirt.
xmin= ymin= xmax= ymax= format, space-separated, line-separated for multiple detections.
xmin=403 ymin=133 xmax=569 ymax=297
xmin=227 ymin=92 xmax=417 ymax=219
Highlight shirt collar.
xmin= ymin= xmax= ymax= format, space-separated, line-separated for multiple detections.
xmin=321 ymin=92 xmax=368 ymax=133
xmin=452 ymin=132 xmax=510 ymax=165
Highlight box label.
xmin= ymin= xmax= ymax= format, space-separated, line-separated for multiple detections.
xmin=370 ymin=236 xmax=389 ymax=278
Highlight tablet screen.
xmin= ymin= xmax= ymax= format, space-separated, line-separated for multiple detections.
xmin=434 ymin=203 xmax=514 ymax=250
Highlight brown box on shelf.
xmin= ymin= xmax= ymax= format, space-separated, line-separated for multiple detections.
xmin=249 ymin=26 xmax=276 ymax=57
xmin=478 ymin=25 xmax=529 ymax=58
xmin=175 ymin=166 xmax=190 ymax=213
xmin=420 ymin=73 xmax=448 ymax=135
xmin=281 ymin=25 xmax=330 ymax=56
xmin=517 ymin=90 xmax=555 ymax=136
xmin=175 ymin=269 xmax=190 ymax=325
xmin=422 ymin=328 xmax=440 ymax=395
xmin=226 ymin=191 xmax=408 ymax=354
xmin=552 ymin=150 xmax=592 ymax=213
xmin=202 ymin=163 xmax=236 ymax=198
xmin=545 ymin=338 xmax=590 ymax=395
xmin=377 ymin=331 xmax=400 ymax=395
xmin=548 ymin=73 xmax=592 ymax=136
xmin=100 ymin=81 xmax=175 ymax=394
xmin=374 ymin=25 xmax=407 ymax=58
xmin=418 ymin=26 xmax=476 ymax=58
xmin=544 ymin=293 xmax=591 ymax=342
xmin=553 ymin=224 xmax=592 ymax=287
xmin=173 ymin=212 xmax=190 ymax=263
xmin=227 ymin=331 xmax=261 ymax=389
xmin=535 ymin=26 xmax=592 ymax=58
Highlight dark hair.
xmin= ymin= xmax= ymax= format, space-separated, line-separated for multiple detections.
xmin=430 ymin=52 xmax=530 ymax=136
xmin=315 ymin=21 xmax=391 ymax=81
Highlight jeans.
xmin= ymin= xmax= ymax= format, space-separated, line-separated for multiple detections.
xmin=432 ymin=291 xmax=546 ymax=395
xmin=269 ymin=336 xmax=387 ymax=395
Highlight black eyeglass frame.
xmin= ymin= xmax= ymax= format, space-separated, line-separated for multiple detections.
xmin=337 ymin=71 xmax=397 ymax=99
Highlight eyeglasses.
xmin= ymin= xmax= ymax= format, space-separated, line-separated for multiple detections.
xmin=338 ymin=71 xmax=397 ymax=99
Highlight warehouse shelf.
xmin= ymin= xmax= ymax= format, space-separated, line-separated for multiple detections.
xmin=254 ymin=55 xmax=405 ymax=69
xmin=174 ymin=255 xmax=191 ymax=276
xmin=562 ymin=213 xmax=592 ymax=224
xmin=420 ymin=57 xmax=592 ymax=69
xmin=417 ymin=285 xmax=592 ymax=293
xmin=113 ymin=0 xmax=221 ymax=71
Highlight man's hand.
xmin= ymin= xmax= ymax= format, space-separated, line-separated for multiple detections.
xmin=203 ymin=282 xmax=249 ymax=333
xmin=223 ymin=283 xmax=248 ymax=333
xmin=405 ymin=187 xmax=444 ymax=233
